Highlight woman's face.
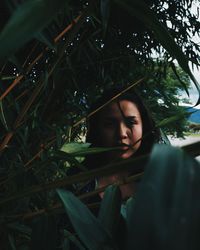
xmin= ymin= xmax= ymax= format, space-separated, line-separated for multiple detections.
xmin=98 ymin=100 xmax=143 ymax=160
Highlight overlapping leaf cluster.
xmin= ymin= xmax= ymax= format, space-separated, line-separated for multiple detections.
xmin=0 ymin=0 xmax=200 ymax=249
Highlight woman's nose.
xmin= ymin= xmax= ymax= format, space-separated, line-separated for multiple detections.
xmin=118 ymin=123 xmax=128 ymax=139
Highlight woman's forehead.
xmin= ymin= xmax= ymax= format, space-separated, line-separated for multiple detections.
xmin=99 ymin=100 xmax=141 ymax=117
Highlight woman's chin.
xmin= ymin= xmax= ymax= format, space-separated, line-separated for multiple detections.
xmin=120 ymin=152 xmax=133 ymax=159
xmin=107 ymin=150 xmax=135 ymax=161
xmin=115 ymin=150 xmax=134 ymax=160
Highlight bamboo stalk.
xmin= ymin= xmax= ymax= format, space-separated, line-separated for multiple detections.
xmin=73 ymin=77 xmax=145 ymax=128
xmin=0 ymin=141 xmax=199 ymax=207
xmin=0 ymin=9 xmax=90 ymax=152
xmin=3 ymin=172 xmax=142 ymax=222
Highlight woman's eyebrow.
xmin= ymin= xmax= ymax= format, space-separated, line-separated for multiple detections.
xmin=116 ymin=102 xmax=138 ymax=120
xmin=126 ymin=116 xmax=137 ymax=118
xmin=104 ymin=115 xmax=137 ymax=119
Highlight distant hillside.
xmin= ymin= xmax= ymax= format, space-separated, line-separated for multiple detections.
xmin=186 ymin=107 xmax=200 ymax=124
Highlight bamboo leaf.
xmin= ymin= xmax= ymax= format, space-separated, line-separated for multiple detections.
xmin=0 ymin=101 xmax=9 ymax=130
xmin=52 ymin=150 xmax=87 ymax=171
xmin=36 ymin=31 xmax=56 ymax=51
xmin=126 ymin=196 xmax=136 ymax=230
xmin=0 ymin=0 xmax=66 ymax=61
xmin=61 ymin=142 xmax=123 ymax=157
xmin=98 ymin=185 xmax=121 ymax=236
xmin=8 ymin=234 xmax=17 ymax=250
xmin=101 ymin=0 xmax=110 ymax=35
xmin=63 ymin=229 xmax=85 ymax=250
xmin=71 ymin=146 xmax=122 ymax=157
xmin=126 ymin=144 xmax=200 ymax=250
xmin=170 ymin=61 xmax=190 ymax=97
xmin=159 ymin=129 xmax=171 ymax=145
xmin=61 ymin=142 xmax=91 ymax=154
xmin=0 ymin=142 xmax=199 ymax=207
xmin=7 ymin=222 xmax=32 ymax=236
xmin=114 ymin=0 xmax=200 ymax=104
xmin=156 ymin=110 xmax=194 ymax=128
xmin=57 ymin=189 xmax=113 ymax=250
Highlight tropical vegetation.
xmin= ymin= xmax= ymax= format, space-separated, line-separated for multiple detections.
xmin=0 ymin=0 xmax=200 ymax=249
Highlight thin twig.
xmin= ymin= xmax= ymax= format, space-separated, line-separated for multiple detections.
xmin=3 ymin=172 xmax=142 ymax=222
xmin=0 ymin=154 xmax=148 ymax=206
xmin=22 ymin=42 xmax=39 ymax=68
xmin=0 ymin=14 xmax=83 ymax=102
xmin=0 ymin=12 xmax=87 ymax=152
xmin=73 ymin=77 xmax=146 ymax=128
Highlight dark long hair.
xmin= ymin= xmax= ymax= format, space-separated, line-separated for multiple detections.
xmin=85 ymin=87 xmax=160 ymax=169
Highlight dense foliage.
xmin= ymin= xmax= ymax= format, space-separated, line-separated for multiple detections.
xmin=0 ymin=0 xmax=200 ymax=249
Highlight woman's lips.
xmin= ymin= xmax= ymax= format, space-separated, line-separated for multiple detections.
xmin=117 ymin=143 xmax=131 ymax=151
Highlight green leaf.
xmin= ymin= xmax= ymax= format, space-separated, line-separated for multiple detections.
xmin=0 ymin=0 xmax=66 ymax=61
xmin=98 ymin=185 xmax=121 ymax=236
xmin=170 ymin=61 xmax=190 ymax=97
xmin=8 ymin=234 xmax=17 ymax=250
xmin=101 ymin=0 xmax=110 ymax=35
xmin=126 ymin=144 xmax=200 ymax=250
xmin=36 ymin=30 xmax=56 ymax=50
xmin=156 ymin=111 xmax=192 ymax=128
xmin=62 ymin=236 xmax=70 ymax=250
xmin=0 ymin=154 xmax=147 ymax=207
xmin=61 ymin=142 xmax=91 ymax=154
xmin=51 ymin=150 xmax=87 ymax=171
xmin=9 ymin=55 xmax=25 ymax=74
xmin=159 ymin=129 xmax=171 ymax=145
xmin=126 ymin=196 xmax=136 ymax=230
xmin=8 ymin=222 xmax=32 ymax=236
xmin=61 ymin=142 xmax=122 ymax=157
xmin=57 ymin=189 xmax=114 ymax=250
xmin=71 ymin=147 xmax=121 ymax=157
xmin=0 ymin=101 xmax=9 ymax=130
xmin=63 ymin=229 xmax=85 ymax=250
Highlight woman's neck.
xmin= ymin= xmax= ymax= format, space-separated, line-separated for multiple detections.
xmin=97 ymin=171 xmax=136 ymax=199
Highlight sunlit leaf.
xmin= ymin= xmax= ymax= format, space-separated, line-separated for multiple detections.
xmin=61 ymin=142 xmax=91 ymax=154
xmin=61 ymin=142 xmax=123 ymax=157
xmin=51 ymin=150 xmax=87 ymax=171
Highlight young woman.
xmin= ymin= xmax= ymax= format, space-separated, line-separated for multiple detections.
xmin=85 ymin=87 xmax=161 ymax=199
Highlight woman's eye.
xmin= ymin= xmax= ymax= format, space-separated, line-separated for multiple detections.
xmin=126 ymin=119 xmax=136 ymax=128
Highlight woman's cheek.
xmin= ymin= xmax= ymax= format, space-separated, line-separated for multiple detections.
xmin=133 ymin=125 xmax=142 ymax=140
